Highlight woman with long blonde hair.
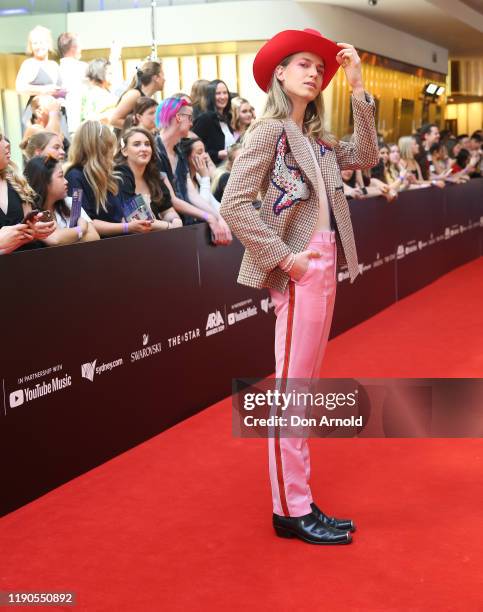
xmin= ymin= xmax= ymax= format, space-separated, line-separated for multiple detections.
xmin=398 ymin=136 xmax=422 ymax=178
xmin=221 ymin=28 xmax=378 ymax=545
xmin=230 ymin=96 xmax=254 ymax=142
xmin=64 ymin=121 xmax=126 ymax=236
xmin=66 ymin=121 xmax=159 ymax=236
xmin=0 ymin=131 xmax=55 ymax=252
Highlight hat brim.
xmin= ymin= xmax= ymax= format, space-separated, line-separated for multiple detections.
xmin=253 ymin=30 xmax=340 ymax=93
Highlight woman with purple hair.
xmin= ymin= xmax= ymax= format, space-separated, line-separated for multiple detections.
xmin=154 ymin=96 xmax=232 ymax=245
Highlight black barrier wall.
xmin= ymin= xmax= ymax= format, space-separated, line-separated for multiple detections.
xmin=331 ymin=180 xmax=483 ymax=335
xmin=1 ymin=179 xmax=482 ymax=515
xmin=0 ymin=224 xmax=276 ymax=515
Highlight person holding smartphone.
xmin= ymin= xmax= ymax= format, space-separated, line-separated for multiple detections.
xmin=24 ymin=155 xmax=99 ymax=246
xmin=0 ymin=132 xmax=55 ymax=253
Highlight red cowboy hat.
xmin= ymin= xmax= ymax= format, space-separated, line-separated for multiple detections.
xmin=253 ymin=28 xmax=341 ymax=93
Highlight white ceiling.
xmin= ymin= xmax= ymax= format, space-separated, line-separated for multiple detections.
xmin=311 ymin=0 xmax=483 ymax=56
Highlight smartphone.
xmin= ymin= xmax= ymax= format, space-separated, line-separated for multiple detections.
xmin=22 ymin=210 xmax=53 ymax=224
xmin=22 ymin=210 xmax=39 ymax=224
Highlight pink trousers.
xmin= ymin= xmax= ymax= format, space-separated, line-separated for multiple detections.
xmin=268 ymin=230 xmax=337 ymax=517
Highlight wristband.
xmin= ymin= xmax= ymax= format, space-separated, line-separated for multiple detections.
xmin=280 ymin=253 xmax=296 ymax=273
xmin=201 ymin=211 xmax=210 ymax=222
xmin=398 ymin=175 xmax=405 ymax=181
xmin=285 ymin=256 xmax=296 ymax=274
xmin=122 ymin=221 xmax=129 ymax=234
xmin=76 ymin=226 xmax=83 ymax=240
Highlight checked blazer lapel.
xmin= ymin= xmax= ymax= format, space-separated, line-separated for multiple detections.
xmin=282 ymin=119 xmax=320 ymax=201
xmin=312 ymin=139 xmax=341 ymax=198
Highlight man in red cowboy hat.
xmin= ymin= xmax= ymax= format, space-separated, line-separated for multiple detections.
xmin=221 ymin=28 xmax=379 ymax=544
xmin=253 ymin=28 xmax=342 ymax=93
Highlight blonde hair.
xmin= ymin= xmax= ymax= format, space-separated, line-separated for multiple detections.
xmin=27 ymin=26 xmax=54 ymax=56
xmin=398 ymin=136 xmax=415 ymax=161
xmin=0 ymin=132 xmax=36 ymax=207
xmin=250 ymin=54 xmax=336 ymax=145
xmin=231 ymin=97 xmax=252 ymax=133
xmin=64 ymin=121 xmax=119 ymax=213
xmin=211 ymin=144 xmax=242 ymax=195
xmin=20 ymin=131 xmax=57 ymax=160
xmin=190 ymin=79 xmax=209 ymax=111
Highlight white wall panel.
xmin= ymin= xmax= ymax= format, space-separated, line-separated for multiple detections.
xmin=63 ymin=1 xmax=448 ymax=74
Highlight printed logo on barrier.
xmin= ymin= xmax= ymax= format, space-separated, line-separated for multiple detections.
xmin=260 ymin=298 xmax=274 ymax=314
xmin=131 ymin=333 xmax=162 ymax=363
xmin=228 ymin=307 xmax=258 ymax=325
xmin=227 ymin=299 xmax=258 ymax=326
xmin=396 ymin=245 xmax=405 ymax=259
xmin=9 ymin=389 xmax=24 ymax=408
xmin=81 ymin=360 xmax=97 ymax=382
xmin=338 ymin=269 xmax=350 ymax=282
xmin=81 ymin=358 xmax=123 ymax=381
xmin=8 ymin=375 xmax=72 ymax=409
xmin=405 ymin=241 xmax=418 ymax=255
xmin=373 ymin=252 xmax=384 ymax=269
xmin=206 ymin=310 xmax=225 ymax=337
xmin=167 ymin=328 xmax=201 ymax=348
xmin=15 ymin=364 xmax=63 ymax=386
xmin=358 ymin=262 xmax=372 ymax=275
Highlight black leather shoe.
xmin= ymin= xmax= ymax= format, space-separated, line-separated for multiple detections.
xmin=310 ymin=502 xmax=356 ymax=533
xmin=273 ymin=512 xmax=352 ymax=545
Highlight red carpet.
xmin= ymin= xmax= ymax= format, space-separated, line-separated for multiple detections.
xmin=1 ymin=258 xmax=482 ymax=611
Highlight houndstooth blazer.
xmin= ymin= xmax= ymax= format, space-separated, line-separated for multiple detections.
xmin=220 ymin=92 xmax=379 ymax=293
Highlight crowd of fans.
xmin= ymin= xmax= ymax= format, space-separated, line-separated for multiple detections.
xmin=0 ymin=25 xmax=481 ymax=255
xmin=340 ymin=125 xmax=482 ymax=202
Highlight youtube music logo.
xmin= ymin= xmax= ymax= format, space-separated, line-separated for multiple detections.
xmin=9 ymin=389 xmax=24 ymax=408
